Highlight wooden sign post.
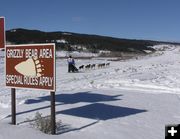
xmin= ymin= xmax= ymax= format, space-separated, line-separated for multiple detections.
xmin=6 ymin=43 xmax=56 ymax=134
xmin=0 ymin=17 xmax=5 ymax=49
xmin=11 ymin=88 xmax=16 ymax=125
xmin=51 ymin=91 xmax=56 ymax=134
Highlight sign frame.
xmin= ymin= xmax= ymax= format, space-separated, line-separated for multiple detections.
xmin=5 ymin=43 xmax=56 ymax=92
xmin=0 ymin=17 xmax=5 ymax=49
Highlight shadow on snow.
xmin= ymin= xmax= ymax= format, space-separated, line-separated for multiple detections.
xmin=58 ymin=103 xmax=146 ymax=120
xmin=25 ymin=91 xmax=122 ymax=104
xmin=10 ymin=91 xmax=147 ymax=134
xmin=24 ymin=91 xmax=146 ymax=120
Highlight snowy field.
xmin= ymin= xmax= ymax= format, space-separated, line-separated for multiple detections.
xmin=1 ymin=44 xmax=180 ymax=139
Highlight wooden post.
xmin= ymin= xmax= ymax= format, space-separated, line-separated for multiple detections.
xmin=11 ymin=88 xmax=16 ymax=125
xmin=51 ymin=91 xmax=56 ymax=134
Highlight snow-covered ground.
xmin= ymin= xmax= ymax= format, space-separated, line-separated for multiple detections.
xmin=56 ymin=51 xmax=99 ymax=57
xmin=1 ymin=44 xmax=180 ymax=139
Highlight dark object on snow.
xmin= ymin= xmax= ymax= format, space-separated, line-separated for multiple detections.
xmin=85 ymin=64 xmax=91 ymax=70
xmin=67 ymin=56 xmax=78 ymax=72
xmin=106 ymin=63 xmax=110 ymax=66
xmin=90 ymin=64 xmax=96 ymax=69
xmin=68 ymin=64 xmax=78 ymax=72
xmin=71 ymin=64 xmax=78 ymax=72
xmin=79 ymin=65 xmax=84 ymax=70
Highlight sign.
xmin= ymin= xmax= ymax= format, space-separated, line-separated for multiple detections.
xmin=6 ymin=43 xmax=56 ymax=91
xmin=0 ymin=17 xmax=5 ymax=49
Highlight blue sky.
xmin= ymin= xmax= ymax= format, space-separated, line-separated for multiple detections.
xmin=0 ymin=0 xmax=180 ymax=41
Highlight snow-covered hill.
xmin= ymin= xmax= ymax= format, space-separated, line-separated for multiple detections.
xmin=0 ymin=44 xmax=180 ymax=139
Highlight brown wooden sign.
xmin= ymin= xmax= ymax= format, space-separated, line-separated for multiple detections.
xmin=6 ymin=44 xmax=56 ymax=91
xmin=0 ymin=17 xmax=5 ymax=49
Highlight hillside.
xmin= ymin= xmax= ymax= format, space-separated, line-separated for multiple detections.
xmin=6 ymin=28 xmax=180 ymax=56
xmin=5 ymin=28 xmax=161 ymax=54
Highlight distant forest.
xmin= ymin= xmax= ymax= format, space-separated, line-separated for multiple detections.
xmin=6 ymin=28 xmax=179 ymax=53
